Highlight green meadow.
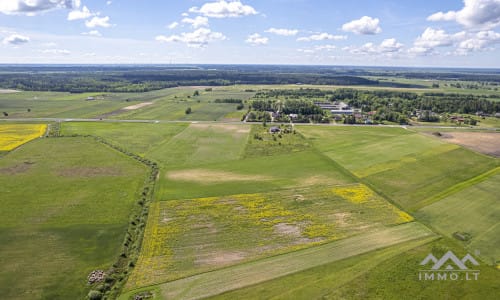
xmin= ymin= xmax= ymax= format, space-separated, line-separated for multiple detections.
xmin=0 ymin=137 xmax=148 ymax=299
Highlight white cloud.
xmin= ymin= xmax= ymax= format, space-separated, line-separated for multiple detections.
xmin=413 ymin=28 xmax=464 ymax=50
xmin=314 ymin=45 xmax=337 ymax=51
xmin=106 ymin=1 xmax=112 ymax=5
xmin=2 ymin=34 xmax=30 ymax=45
xmin=456 ymin=30 xmax=500 ymax=53
xmin=297 ymin=33 xmax=347 ymax=42
xmin=347 ymin=38 xmax=404 ymax=55
xmin=182 ymin=16 xmax=209 ymax=28
xmin=41 ymin=49 xmax=71 ymax=55
xmin=181 ymin=12 xmax=189 ymax=17
xmin=82 ymin=30 xmax=101 ymax=36
xmin=85 ymin=16 xmax=112 ymax=28
xmin=245 ymin=33 xmax=268 ymax=45
xmin=427 ymin=0 xmax=500 ymax=29
xmin=67 ymin=6 xmax=93 ymax=20
xmin=168 ymin=22 xmax=179 ymax=29
xmin=342 ymin=16 xmax=382 ymax=35
xmin=265 ymin=28 xmax=298 ymax=36
xmin=189 ymin=1 xmax=257 ymax=18
xmin=156 ymin=28 xmax=226 ymax=48
xmin=0 ymin=0 xmax=80 ymax=16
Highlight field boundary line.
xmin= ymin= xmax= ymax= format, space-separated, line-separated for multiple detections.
xmin=412 ymin=166 xmax=500 ymax=211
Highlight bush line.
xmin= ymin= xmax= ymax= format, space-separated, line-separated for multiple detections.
xmin=53 ymin=133 xmax=158 ymax=300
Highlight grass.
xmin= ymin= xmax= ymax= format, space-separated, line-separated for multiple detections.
xmin=121 ymin=222 xmax=435 ymax=300
xmin=0 ymin=137 xmax=148 ymax=299
xmin=61 ymin=122 xmax=188 ymax=156
xmin=416 ymin=173 xmax=500 ymax=265
xmin=298 ymin=126 xmax=497 ymax=210
xmin=0 ymin=123 xmax=46 ymax=151
xmin=156 ymin=150 xmax=356 ymax=200
xmin=243 ymin=124 xmax=311 ymax=158
xmin=146 ymin=123 xmax=250 ymax=168
xmin=209 ymin=236 xmax=437 ymax=300
xmin=126 ymin=185 xmax=415 ymax=290
xmin=115 ymin=88 xmax=254 ymax=121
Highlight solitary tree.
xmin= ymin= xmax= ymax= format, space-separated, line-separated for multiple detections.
xmin=185 ymin=107 xmax=192 ymax=114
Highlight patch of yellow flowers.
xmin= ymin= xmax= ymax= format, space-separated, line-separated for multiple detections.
xmin=0 ymin=124 xmax=46 ymax=151
xmin=332 ymin=184 xmax=374 ymax=204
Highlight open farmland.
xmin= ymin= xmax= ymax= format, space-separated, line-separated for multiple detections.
xmin=121 ymin=222 xmax=435 ymax=300
xmin=0 ymin=124 xmax=46 ymax=151
xmin=0 ymin=137 xmax=148 ymax=299
xmin=125 ymin=185 xmax=414 ymax=289
xmin=416 ymin=172 xmax=500 ymax=265
xmin=298 ymin=126 xmax=498 ymax=210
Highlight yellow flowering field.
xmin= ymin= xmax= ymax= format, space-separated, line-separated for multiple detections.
xmin=0 ymin=124 xmax=47 ymax=151
xmin=126 ymin=184 xmax=415 ymax=290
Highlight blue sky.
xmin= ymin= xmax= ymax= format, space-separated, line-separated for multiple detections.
xmin=1 ymin=0 xmax=500 ymax=67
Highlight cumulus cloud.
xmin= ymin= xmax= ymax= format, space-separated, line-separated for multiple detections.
xmin=342 ymin=16 xmax=382 ymax=35
xmin=2 ymin=34 xmax=30 ymax=45
xmin=0 ymin=0 xmax=80 ymax=16
xmin=85 ymin=16 xmax=112 ymax=28
xmin=456 ymin=30 xmax=500 ymax=53
xmin=297 ymin=33 xmax=347 ymax=42
xmin=265 ymin=28 xmax=298 ymax=36
xmin=347 ymin=38 xmax=404 ymax=55
xmin=41 ymin=49 xmax=71 ymax=55
xmin=168 ymin=22 xmax=179 ymax=29
xmin=182 ymin=16 xmax=209 ymax=28
xmin=67 ymin=5 xmax=93 ymax=20
xmin=409 ymin=28 xmax=466 ymax=55
xmin=156 ymin=28 xmax=226 ymax=48
xmin=427 ymin=0 xmax=500 ymax=29
xmin=189 ymin=1 xmax=257 ymax=18
xmin=82 ymin=30 xmax=101 ymax=36
xmin=297 ymin=45 xmax=337 ymax=54
xmin=245 ymin=33 xmax=268 ymax=45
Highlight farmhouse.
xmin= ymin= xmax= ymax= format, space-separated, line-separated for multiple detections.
xmin=86 ymin=96 xmax=95 ymax=101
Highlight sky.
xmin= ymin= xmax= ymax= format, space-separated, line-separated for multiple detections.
xmin=1 ymin=0 xmax=500 ymax=67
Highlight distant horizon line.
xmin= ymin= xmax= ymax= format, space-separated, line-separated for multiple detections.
xmin=1 ymin=63 xmax=500 ymax=71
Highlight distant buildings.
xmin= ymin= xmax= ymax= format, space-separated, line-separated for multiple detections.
xmin=315 ymin=101 xmax=361 ymax=115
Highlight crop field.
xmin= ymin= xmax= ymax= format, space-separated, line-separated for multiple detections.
xmin=298 ymin=126 xmax=497 ymax=210
xmin=0 ymin=137 xmax=148 ymax=299
xmin=416 ymin=172 xmax=500 ymax=265
xmin=0 ymin=124 xmax=46 ymax=151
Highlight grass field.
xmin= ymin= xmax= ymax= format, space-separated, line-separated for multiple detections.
xmin=61 ymin=122 xmax=188 ymax=156
xmin=416 ymin=172 xmax=500 ymax=265
xmin=126 ymin=185 xmax=414 ymax=289
xmin=121 ymin=222 xmax=435 ymax=300
xmin=298 ymin=126 xmax=497 ymax=210
xmin=0 ymin=137 xmax=148 ymax=299
xmin=0 ymin=124 xmax=46 ymax=151
xmin=214 ymin=237 xmax=500 ymax=300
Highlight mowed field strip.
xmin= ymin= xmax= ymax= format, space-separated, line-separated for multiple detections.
xmin=120 ymin=222 xmax=435 ymax=300
xmin=417 ymin=173 xmax=500 ymax=265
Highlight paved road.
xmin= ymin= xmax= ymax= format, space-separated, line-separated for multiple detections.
xmin=1 ymin=117 xmax=499 ymax=131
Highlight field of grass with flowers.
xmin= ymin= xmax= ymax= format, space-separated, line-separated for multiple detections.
xmin=126 ymin=184 xmax=414 ymax=290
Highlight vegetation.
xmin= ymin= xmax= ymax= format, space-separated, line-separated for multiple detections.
xmin=0 ymin=124 xmax=46 ymax=151
xmin=0 ymin=137 xmax=148 ymax=299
